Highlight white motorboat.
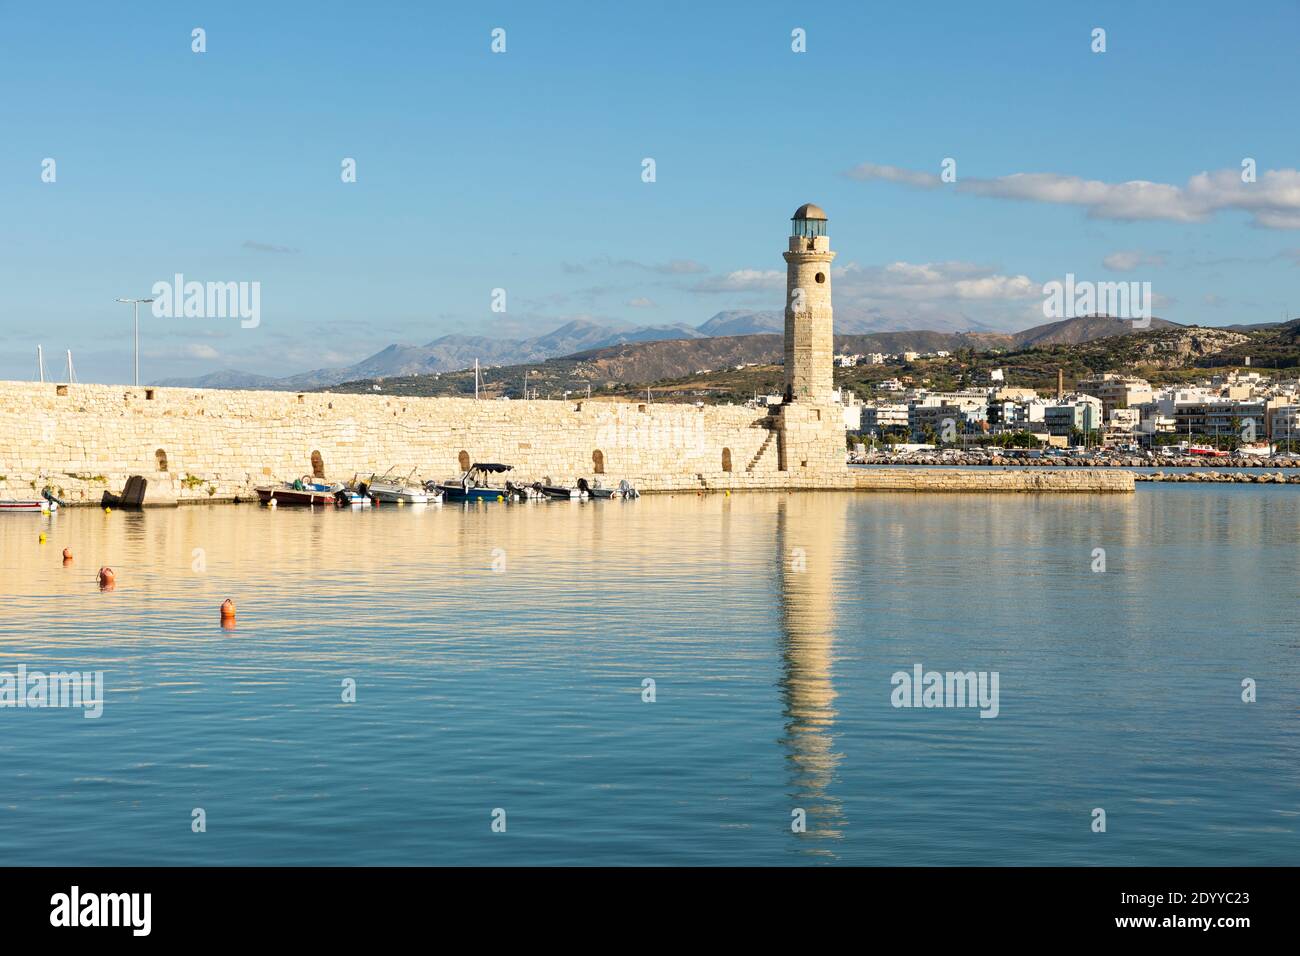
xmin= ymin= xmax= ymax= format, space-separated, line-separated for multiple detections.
xmin=1 ymin=488 xmax=61 ymax=513
xmin=0 ymin=498 xmax=57 ymax=514
xmin=367 ymin=468 xmax=438 ymax=504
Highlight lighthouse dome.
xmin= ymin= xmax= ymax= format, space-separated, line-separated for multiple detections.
xmin=791 ymin=203 xmax=827 ymax=220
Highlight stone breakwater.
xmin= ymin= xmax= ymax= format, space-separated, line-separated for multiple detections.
xmin=852 ymin=468 xmax=1134 ymax=493
xmin=1135 ymin=471 xmax=1300 ymax=483
xmin=0 ymin=380 xmax=1135 ymax=503
xmin=860 ymin=452 xmax=1299 ymax=468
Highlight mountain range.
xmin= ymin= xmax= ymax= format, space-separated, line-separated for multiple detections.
xmin=545 ymin=315 xmax=1184 ymax=385
xmin=157 ymin=312 xmax=1177 ymax=390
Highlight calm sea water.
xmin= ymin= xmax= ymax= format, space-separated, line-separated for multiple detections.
xmin=1 ymin=489 xmax=1296 ymax=865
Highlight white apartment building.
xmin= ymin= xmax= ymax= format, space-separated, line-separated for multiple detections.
xmin=833 ymin=387 xmax=864 ymax=430
xmin=1078 ymin=373 xmax=1153 ymax=416
xmin=1270 ymin=405 xmax=1300 ymax=444
xmin=1043 ymin=394 xmax=1103 ymax=437
xmin=862 ymin=403 xmax=909 ymax=435
xmin=1108 ymin=408 xmax=1140 ymax=432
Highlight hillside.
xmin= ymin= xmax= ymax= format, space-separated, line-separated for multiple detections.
xmin=1009 ymin=314 xmax=1178 ymax=347
xmin=155 ymin=306 xmax=1004 ymax=389
xmin=564 ymin=334 xmax=781 ymax=380
xmin=551 ymin=316 xmax=1185 ymax=383
xmin=317 ymin=318 xmax=1300 ymax=402
xmin=156 ymin=310 xmax=1192 ymax=391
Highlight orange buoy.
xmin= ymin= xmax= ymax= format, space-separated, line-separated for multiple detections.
xmin=98 ymin=566 xmax=115 ymax=591
xmin=62 ymin=548 xmax=73 ymax=565
xmin=220 ymin=598 xmax=236 ymax=620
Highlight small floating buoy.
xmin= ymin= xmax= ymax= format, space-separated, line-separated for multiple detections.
xmin=220 ymin=598 xmax=236 ymax=623
xmin=104 ymin=506 xmax=112 ymax=514
xmin=98 ymin=566 xmax=115 ymax=590
xmin=62 ymin=548 xmax=73 ymax=565
xmin=497 ymin=495 xmax=503 ymax=502
xmin=38 ymin=533 xmax=46 ymax=544
xmin=725 ymin=490 xmax=730 ymax=497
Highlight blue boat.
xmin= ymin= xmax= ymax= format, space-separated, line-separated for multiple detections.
xmin=430 ymin=463 xmax=514 ymax=502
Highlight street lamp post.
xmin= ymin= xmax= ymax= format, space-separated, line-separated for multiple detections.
xmin=116 ymin=297 xmax=155 ymax=386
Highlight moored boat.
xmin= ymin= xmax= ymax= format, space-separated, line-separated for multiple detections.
xmin=504 ymin=480 xmax=544 ymax=501
xmin=0 ymin=498 xmax=57 ymax=514
xmin=536 ymin=477 xmax=588 ymax=500
xmin=367 ymin=468 xmax=435 ymax=504
xmin=1 ymin=487 xmax=62 ymax=514
xmin=577 ymin=478 xmax=639 ymax=499
xmin=255 ymin=477 xmax=344 ymax=507
xmin=433 ymin=463 xmax=514 ymax=502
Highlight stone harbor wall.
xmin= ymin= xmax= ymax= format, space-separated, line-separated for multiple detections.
xmin=852 ymin=468 xmax=1135 ymax=493
xmin=0 ymin=380 xmax=835 ymax=504
xmin=0 ymin=381 xmax=1133 ymax=504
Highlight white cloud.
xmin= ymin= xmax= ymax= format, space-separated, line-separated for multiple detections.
xmin=182 ymin=344 xmax=220 ymax=360
xmin=692 ymin=269 xmax=784 ymax=293
xmin=845 ymin=163 xmax=1300 ymax=229
xmin=1103 ymin=250 xmax=1166 ymax=272
xmin=837 ymin=260 xmax=1037 ymax=302
xmin=844 ymin=162 xmax=942 ymax=189
xmin=605 ymin=257 xmax=710 ymax=274
xmin=626 ymin=296 xmax=655 ymax=308
xmin=952 ymin=274 xmax=1037 ymax=299
xmin=242 ymin=240 xmax=299 ymax=254
xmin=652 ymin=259 xmax=709 ymax=275
xmin=881 ymin=261 xmax=945 ymax=282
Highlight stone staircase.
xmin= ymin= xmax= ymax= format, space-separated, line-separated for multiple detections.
xmin=746 ymin=427 xmax=777 ymax=473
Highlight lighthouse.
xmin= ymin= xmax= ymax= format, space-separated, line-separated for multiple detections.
xmin=772 ymin=203 xmax=846 ymax=475
xmin=783 ymin=203 xmax=835 ymax=404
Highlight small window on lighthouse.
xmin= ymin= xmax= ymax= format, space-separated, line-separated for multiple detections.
xmin=815 ymin=272 xmax=826 ymax=284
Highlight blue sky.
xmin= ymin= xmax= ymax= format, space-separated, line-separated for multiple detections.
xmin=2 ymin=0 xmax=1298 ymax=383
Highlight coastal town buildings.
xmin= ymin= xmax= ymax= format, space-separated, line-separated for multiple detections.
xmin=862 ymin=403 xmax=908 ymax=435
xmin=1077 ymin=373 xmax=1153 ymax=416
xmin=1043 ymin=395 xmax=1102 ymax=437
xmin=856 ymin=369 xmax=1300 ymax=446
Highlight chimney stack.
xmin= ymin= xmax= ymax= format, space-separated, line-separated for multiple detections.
xmin=1057 ymin=368 xmax=1064 ymax=399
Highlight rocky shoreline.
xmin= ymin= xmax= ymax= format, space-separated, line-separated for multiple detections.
xmin=857 ymin=453 xmax=1300 ymax=468
xmin=1134 ymin=471 xmax=1300 ymax=483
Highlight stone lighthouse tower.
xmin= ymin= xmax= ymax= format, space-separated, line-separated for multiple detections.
xmin=783 ymin=203 xmax=835 ymax=404
xmin=772 ymin=203 xmax=847 ymax=475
